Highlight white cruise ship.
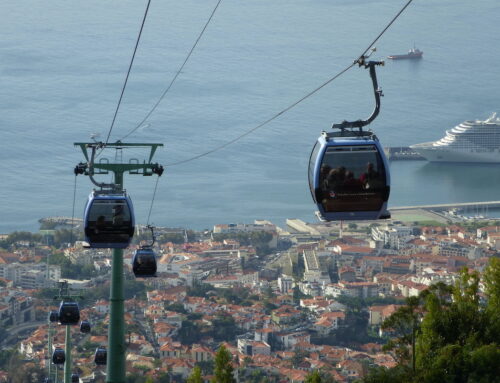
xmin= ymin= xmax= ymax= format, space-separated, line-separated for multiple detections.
xmin=410 ymin=113 xmax=500 ymax=163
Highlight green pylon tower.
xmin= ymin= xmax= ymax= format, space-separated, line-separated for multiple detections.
xmin=74 ymin=142 xmax=163 ymax=383
xmin=51 ymin=281 xmax=83 ymax=383
xmin=64 ymin=325 xmax=72 ymax=383
xmin=47 ymin=316 xmax=54 ymax=381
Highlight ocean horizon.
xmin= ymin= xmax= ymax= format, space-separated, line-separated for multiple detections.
xmin=1 ymin=0 xmax=499 ymax=232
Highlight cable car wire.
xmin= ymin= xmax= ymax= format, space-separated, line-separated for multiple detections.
xmin=146 ymin=175 xmax=160 ymax=226
xmin=120 ymin=0 xmax=224 ymax=141
xmin=357 ymin=0 xmax=415 ymax=61
xmin=70 ymin=174 xmax=78 ymax=245
xmin=164 ymin=0 xmax=415 ymax=167
xmin=104 ymin=0 xmax=153 ymax=146
xmin=165 ymin=63 xmax=355 ymax=167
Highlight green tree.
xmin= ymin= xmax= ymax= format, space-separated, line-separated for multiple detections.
xmin=197 ymin=360 xmax=214 ymax=375
xmin=164 ymin=302 xmax=187 ymax=314
xmin=365 ymin=261 xmax=500 ymax=383
xmin=212 ymin=345 xmax=235 ymax=383
xmin=6 ymin=352 xmax=45 ymax=383
xmin=2 ymin=231 xmax=42 ymax=247
xmin=46 ymin=251 xmax=97 ymax=279
xmin=156 ymin=372 xmax=171 ymax=383
xmin=291 ymin=349 xmax=309 ymax=368
xmin=178 ymin=320 xmax=203 ymax=345
xmin=292 ymin=284 xmax=313 ymax=304
xmin=305 ymin=370 xmax=322 ymax=383
xmin=188 ymin=281 xmax=213 ymax=297
xmin=125 ymin=373 xmax=147 ymax=383
xmin=416 ymin=270 xmax=484 ymax=372
xmin=362 ymin=365 xmax=411 ymax=383
xmin=53 ymin=228 xmax=83 ymax=247
xmin=187 ymin=366 xmax=203 ymax=383
xmin=483 ymin=257 xmax=500 ymax=343
xmin=0 ymin=348 xmax=17 ymax=369
xmin=157 ymin=233 xmax=185 ymax=244
xmin=382 ymin=296 xmax=421 ymax=370
xmin=467 ymin=344 xmax=500 ymax=383
xmin=219 ymin=286 xmax=250 ymax=305
xmin=123 ymin=278 xmax=147 ymax=300
xmin=211 ymin=313 xmax=241 ymax=341
xmin=212 ymin=231 xmax=273 ymax=256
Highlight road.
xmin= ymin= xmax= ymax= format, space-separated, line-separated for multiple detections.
xmin=1 ymin=320 xmax=45 ymax=347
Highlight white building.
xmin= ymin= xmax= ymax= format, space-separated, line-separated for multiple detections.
xmin=237 ymin=338 xmax=271 ymax=356
xmin=278 ymin=275 xmax=293 ymax=293
xmin=371 ymin=225 xmax=413 ymax=249
xmin=0 ymin=263 xmax=61 ymax=288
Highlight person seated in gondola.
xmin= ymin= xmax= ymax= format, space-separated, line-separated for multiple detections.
xmin=321 ymin=167 xmax=345 ymax=209
xmin=327 ymin=166 xmax=346 ymax=194
xmin=360 ymin=162 xmax=380 ymax=189
xmin=320 ymin=164 xmax=331 ymax=188
xmin=112 ymin=206 xmax=124 ymax=226
xmin=95 ymin=216 xmax=106 ymax=233
xmin=324 ymin=168 xmax=339 ymax=198
xmin=343 ymin=170 xmax=363 ymax=191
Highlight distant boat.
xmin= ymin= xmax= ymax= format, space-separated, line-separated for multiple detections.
xmin=387 ymin=47 xmax=423 ymax=60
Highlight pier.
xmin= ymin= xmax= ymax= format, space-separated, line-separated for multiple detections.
xmin=390 ymin=201 xmax=500 ymax=223
xmin=39 ymin=217 xmax=83 ymax=227
xmin=391 ymin=201 xmax=500 ymax=211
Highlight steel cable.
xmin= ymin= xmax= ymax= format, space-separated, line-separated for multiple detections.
xmin=120 ymin=0 xmax=224 ymax=141
xmin=70 ymin=174 xmax=78 ymax=245
xmin=104 ymin=0 xmax=153 ymax=145
xmin=164 ymin=0 xmax=415 ymax=167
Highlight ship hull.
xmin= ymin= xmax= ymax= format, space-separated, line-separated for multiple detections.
xmin=387 ymin=53 xmax=423 ymax=60
xmin=410 ymin=144 xmax=500 ymax=163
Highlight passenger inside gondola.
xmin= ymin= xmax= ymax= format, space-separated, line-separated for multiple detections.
xmin=319 ymin=146 xmax=387 ymax=213
xmin=112 ymin=205 xmax=124 ymax=225
xmin=360 ymin=162 xmax=380 ymax=188
xmin=95 ymin=216 xmax=106 ymax=232
xmin=133 ymin=249 xmax=157 ymax=277
xmin=87 ymin=200 xmax=132 ymax=244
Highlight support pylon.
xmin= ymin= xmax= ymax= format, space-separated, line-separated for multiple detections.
xmin=74 ymin=142 xmax=163 ymax=383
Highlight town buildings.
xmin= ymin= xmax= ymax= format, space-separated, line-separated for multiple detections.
xmin=3 ymin=218 xmax=499 ymax=382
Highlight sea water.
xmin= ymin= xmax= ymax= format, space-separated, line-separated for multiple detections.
xmin=0 ymin=0 xmax=499 ymax=232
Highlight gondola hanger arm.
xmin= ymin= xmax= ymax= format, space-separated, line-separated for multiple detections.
xmin=332 ymin=56 xmax=384 ymax=132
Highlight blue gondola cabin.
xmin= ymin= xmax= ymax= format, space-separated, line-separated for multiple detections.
xmin=84 ymin=191 xmax=135 ymax=248
xmin=309 ymin=131 xmax=390 ymax=221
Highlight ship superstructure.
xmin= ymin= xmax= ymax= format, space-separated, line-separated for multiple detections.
xmin=410 ymin=114 xmax=500 ymax=163
xmin=387 ymin=47 xmax=423 ymax=60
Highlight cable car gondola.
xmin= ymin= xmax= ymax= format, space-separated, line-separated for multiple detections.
xmin=94 ymin=347 xmax=107 ymax=365
xmin=309 ymin=59 xmax=390 ymax=221
xmin=132 ymin=225 xmax=157 ymax=278
xmin=132 ymin=248 xmax=157 ymax=277
xmin=52 ymin=348 xmax=65 ymax=365
xmin=71 ymin=374 xmax=79 ymax=383
xmin=84 ymin=190 xmax=135 ymax=249
xmin=80 ymin=320 xmax=91 ymax=333
xmin=58 ymin=301 xmax=80 ymax=326
xmin=48 ymin=310 xmax=59 ymax=323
